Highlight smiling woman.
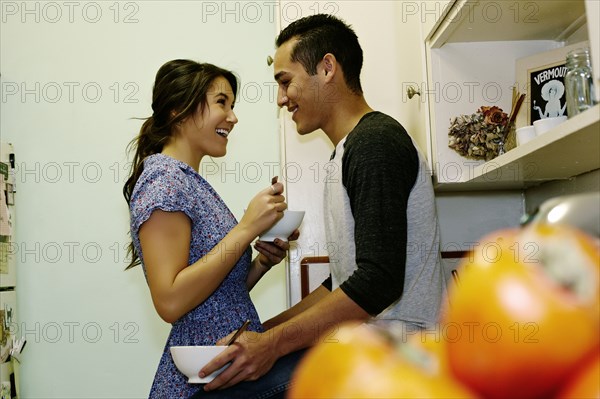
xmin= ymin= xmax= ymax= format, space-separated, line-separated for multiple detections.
xmin=121 ymin=59 xmax=297 ymax=398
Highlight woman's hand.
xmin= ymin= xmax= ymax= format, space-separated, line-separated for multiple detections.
xmin=239 ymin=182 xmax=287 ymax=237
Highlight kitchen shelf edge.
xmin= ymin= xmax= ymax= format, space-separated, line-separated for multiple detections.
xmin=434 ymin=104 xmax=600 ymax=192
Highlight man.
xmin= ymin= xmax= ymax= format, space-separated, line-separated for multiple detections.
xmin=198 ymin=13 xmax=446 ymax=395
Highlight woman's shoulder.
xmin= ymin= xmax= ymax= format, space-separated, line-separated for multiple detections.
xmin=143 ymin=153 xmax=191 ymax=176
xmin=132 ymin=154 xmax=194 ymax=203
xmin=129 ymin=155 xmax=196 ymax=234
xmin=141 ymin=154 xmax=193 ymax=184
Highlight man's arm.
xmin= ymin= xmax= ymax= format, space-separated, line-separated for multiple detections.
xmin=200 ymin=287 xmax=369 ymax=391
xmin=271 ymin=287 xmax=370 ymax=352
xmin=262 ymin=284 xmax=331 ymax=330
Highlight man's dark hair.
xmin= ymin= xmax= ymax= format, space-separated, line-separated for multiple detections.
xmin=276 ymin=14 xmax=363 ymax=95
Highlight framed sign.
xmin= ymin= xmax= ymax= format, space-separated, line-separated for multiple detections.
xmin=515 ymin=41 xmax=589 ymax=127
xmin=528 ymin=61 xmax=568 ymax=124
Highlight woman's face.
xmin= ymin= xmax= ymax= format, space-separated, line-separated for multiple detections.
xmin=178 ymin=76 xmax=238 ymax=159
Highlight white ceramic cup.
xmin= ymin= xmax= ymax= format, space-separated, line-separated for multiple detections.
xmin=516 ymin=126 xmax=536 ymax=146
xmin=533 ymin=116 xmax=567 ymax=136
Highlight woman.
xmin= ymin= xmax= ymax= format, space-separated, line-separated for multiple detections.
xmin=123 ymin=59 xmax=294 ymax=398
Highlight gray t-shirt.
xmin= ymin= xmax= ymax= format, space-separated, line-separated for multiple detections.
xmin=323 ymin=111 xmax=447 ymax=329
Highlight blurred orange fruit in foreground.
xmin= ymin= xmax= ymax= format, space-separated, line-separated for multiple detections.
xmin=288 ymin=323 xmax=474 ymax=398
xmin=443 ymin=223 xmax=600 ymax=399
xmin=557 ymin=352 xmax=600 ymax=398
xmin=288 ymin=224 xmax=599 ymax=398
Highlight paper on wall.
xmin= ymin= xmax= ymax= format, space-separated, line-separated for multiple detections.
xmin=0 ymin=174 xmax=10 ymax=236
xmin=0 ymin=243 xmax=7 ymax=275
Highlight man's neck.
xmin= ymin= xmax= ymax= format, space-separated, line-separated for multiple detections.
xmin=323 ymin=96 xmax=374 ymax=146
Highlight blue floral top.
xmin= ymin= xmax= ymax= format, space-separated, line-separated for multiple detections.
xmin=129 ymin=154 xmax=263 ymax=398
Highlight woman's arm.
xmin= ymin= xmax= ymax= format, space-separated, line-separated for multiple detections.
xmin=140 ymin=183 xmax=286 ymax=323
xmin=245 ymin=256 xmax=272 ymax=291
xmin=140 ymin=209 xmax=257 ymax=323
xmin=245 ymin=231 xmax=300 ymax=289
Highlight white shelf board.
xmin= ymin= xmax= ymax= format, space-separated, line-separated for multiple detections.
xmin=435 ymin=104 xmax=600 ymax=192
xmin=428 ymin=0 xmax=587 ymax=48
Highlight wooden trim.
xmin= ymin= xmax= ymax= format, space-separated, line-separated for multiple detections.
xmin=300 ymin=256 xmax=330 ymax=266
xmin=440 ymin=251 xmax=468 ymax=259
xmin=300 ymin=256 xmax=330 ymax=299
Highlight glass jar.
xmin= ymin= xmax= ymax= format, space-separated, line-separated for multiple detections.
xmin=564 ymin=48 xmax=597 ymax=117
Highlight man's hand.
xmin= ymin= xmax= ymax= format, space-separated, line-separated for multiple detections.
xmin=200 ymin=330 xmax=279 ymax=391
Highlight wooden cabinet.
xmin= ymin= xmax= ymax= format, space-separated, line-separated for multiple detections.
xmin=424 ymin=0 xmax=599 ymax=191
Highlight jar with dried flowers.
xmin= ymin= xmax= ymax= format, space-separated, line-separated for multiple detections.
xmin=448 ymin=106 xmax=509 ymax=161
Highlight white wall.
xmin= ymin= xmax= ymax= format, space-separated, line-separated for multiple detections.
xmin=1 ymin=1 xmax=284 ymax=397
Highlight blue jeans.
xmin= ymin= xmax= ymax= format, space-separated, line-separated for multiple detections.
xmin=188 ymin=349 xmax=306 ymax=399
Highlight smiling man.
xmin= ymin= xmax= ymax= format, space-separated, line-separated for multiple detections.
xmin=196 ymin=14 xmax=447 ymax=398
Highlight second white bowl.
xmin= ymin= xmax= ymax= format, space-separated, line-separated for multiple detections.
xmin=516 ymin=126 xmax=536 ymax=146
xmin=533 ymin=116 xmax=567 ymax=136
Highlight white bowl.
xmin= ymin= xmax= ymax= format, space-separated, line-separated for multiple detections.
xmin=516 ymin=126 xmax=536 ymax=146
xmin=170 ymin=346 xmax=229 ymax=384
xmin=533 ymin=116 xmax=567 ymax=136
xmin=259 ymin=210 xmax=305 ymax=242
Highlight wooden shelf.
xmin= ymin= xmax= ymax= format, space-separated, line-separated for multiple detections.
xmin=434 ymin=105 xmax=600 ymax=192
xmin=428 ymin=0 xmax=586 ymax=48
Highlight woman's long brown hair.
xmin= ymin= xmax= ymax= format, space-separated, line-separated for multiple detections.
xmin=123 ymin=59 xmax=238 ymax=269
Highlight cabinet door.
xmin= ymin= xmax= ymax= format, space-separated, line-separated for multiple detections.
xmin=396 ymin=3 xmax=434 ymax=163
xmin=280 ymin=111 xmax=332 ymax=306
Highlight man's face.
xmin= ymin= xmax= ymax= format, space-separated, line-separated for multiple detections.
xmin=274 ymin=39 xmax=326 ymax=135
